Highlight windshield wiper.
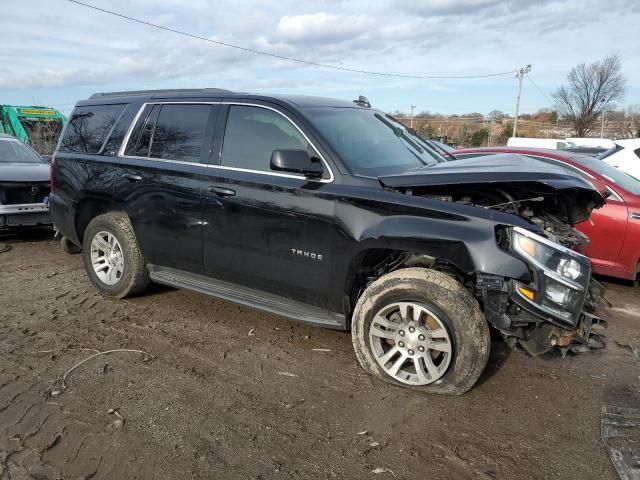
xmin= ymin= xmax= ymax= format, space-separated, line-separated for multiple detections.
xmin=383 ymin=114 xmax=450 ymax=163
xmin=374 ymin=113 xmax=425 ymax=154
xmin=407 ymin=129 xmax=453 ymax=162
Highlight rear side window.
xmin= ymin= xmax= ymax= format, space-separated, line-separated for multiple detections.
xmin=123 ymin=104 xmax=211 ymax=163
xmin=221 ymin=105 xmax=310 ymax=173
xmin=60 ymin=104 xmax=125 ymax=153
xmin=149 ymin=104 xmax=210 ymax=162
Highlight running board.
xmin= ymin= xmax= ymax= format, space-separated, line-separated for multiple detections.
xmin=148 ymin=265 xmax=346 ymax=330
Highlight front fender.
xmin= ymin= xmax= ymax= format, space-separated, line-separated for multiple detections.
xmin=329 ymin=194 xmax=532 ymax=313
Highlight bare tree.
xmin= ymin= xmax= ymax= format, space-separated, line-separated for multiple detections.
xmin=28 ymin=120 xmax=63 ymax=154
xmin=623 ymin=105 xmax=640 ymax=138
xmin=487 ymin=110 xmax=505 ymax=122
xmin=553 ymin=54 xmax=626 ymax=137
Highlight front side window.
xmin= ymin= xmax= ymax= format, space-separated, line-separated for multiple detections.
xmin=60 ymin=104 xmax=125 ymax=153
xmin=220 ymin=105 xmax=311 ymax=173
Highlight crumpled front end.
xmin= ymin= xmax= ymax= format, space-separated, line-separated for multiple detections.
xmin=476 ymin=226 xmax=610 ymax=356
xmin=0 ymin=181 xmax=51 ymax=228
xmin=515 ymin=278 xmax=609 ymax=356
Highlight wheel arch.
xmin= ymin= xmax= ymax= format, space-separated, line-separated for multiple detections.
xmin=75 ymin=196 xmax=127 ymax=245
xmin=341 ymin=247 xmax=469 ymax=325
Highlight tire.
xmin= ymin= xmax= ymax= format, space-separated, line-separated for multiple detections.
xmin=61 ymin=236 xmax=82 ymax=254
xmin=351 ymin=267 xmax=490 ymax=395
xmin=82 ymin=212 xmax=150 ymax=298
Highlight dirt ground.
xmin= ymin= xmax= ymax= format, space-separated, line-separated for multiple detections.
xmin=1 ymin=229 xmax=639 ymax=480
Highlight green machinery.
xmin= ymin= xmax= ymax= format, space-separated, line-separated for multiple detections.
xmin=0 ymin=105 xmax=66 ymax=154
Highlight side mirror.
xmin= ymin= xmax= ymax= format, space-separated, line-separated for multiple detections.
xmin=270 ymin=149 xmax=324 ymax=178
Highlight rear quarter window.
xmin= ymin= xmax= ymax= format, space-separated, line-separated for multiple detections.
xmin=59 ymin=104 xmax=125 ymax=154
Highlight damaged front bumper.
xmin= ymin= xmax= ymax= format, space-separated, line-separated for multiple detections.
xmin=0 ymin=202 xmax=51 ymax=228
xmin=477 ymin=274 xmax=610 ymax=356
xmin=517 ymin=278 xmax=610 ymax=356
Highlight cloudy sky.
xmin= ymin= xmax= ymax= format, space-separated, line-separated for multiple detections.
xmin=1 ymin=0 xmax=638 ymax=116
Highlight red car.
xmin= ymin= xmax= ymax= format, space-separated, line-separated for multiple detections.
xmin=454 ymin=147 xmax=640 ymax=282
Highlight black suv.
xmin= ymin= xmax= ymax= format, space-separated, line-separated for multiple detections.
xmin=50 ymin=89 xmax=608 ymax=395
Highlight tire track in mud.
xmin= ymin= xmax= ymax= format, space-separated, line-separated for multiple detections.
xmin=1 ymin=236 xmax=634 ymax=479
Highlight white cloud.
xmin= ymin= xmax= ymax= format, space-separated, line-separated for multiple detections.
xmin=276 ymin=13 xmax=375 ymax=44
xmin=0 ymin=0 xmax=637 ymax=115
xmin=395 ymin=0 xmax=501 ymax=16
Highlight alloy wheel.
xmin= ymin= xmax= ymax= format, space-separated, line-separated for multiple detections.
xmin=369 ymin=302 xmax=453 ymax=385
xmin=90 ymin=230 xmax=124 ymax=286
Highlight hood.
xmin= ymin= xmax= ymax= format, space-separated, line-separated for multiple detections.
xmin=0 ymin=162 xmax=50 ymax=183
xmin=380 ymin=153 xmax=601 ymax=194
xmin=379 ymin=153 xmax=605 ymax=225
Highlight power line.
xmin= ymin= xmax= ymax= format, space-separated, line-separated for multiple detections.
xmin=525 ymin=74 xmax=554 ymax=104
xmin=65 ymin=0 xmax=516 ymax=80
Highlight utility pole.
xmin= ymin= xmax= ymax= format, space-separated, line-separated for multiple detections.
xmin=513 ymin=65 xmax=531 ymax=139
xmin=410 ymin=105 xmax=416 ymax=129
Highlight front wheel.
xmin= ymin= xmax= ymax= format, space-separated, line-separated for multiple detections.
xmin=82 ymin=212 xmax=150 ymax=298
xmin=351 ymin=268 xmax=490 ymax=395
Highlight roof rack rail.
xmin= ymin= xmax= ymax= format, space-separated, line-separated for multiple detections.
xmin=89 ymin=88 xmax=235 ymax=99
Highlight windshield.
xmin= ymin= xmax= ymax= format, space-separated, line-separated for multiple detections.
xmin=570 ymin=154 xmax=640 ymax=195
xmin=597 ymin=144 xmax=623 ymax=160
xmin=304 ymin=107 xmax=441 ymax=175
xmin=0 ymin=138 xmax=43 ymax=163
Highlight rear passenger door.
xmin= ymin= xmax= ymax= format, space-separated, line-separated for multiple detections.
xmin=113 ymin=102 xmax=219 ymax=273
xmin=201 ymin=103 xmax=335 ymax=308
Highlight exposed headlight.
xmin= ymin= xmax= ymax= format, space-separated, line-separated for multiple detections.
xmin=513 ymin=228 xmax=589 ymax=288
xmin=512 ymin=227 xmax=590 ymax=325
xmin=557 ymin=258 xmax=582 ymax=281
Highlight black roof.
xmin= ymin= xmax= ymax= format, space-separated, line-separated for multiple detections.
xmin=83 ymin=89 xmax=363 ymax=109
xmin=89 ymin=88 xmax=234 ymax=98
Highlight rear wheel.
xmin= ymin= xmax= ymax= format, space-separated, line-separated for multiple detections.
xmin=351 ymin=268 xmax=490 ymax=395
xmin=82 ymin=212 xmax=150 ymax=298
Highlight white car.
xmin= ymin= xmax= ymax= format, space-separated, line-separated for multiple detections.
xmin=507 ymin=137 xmax=575 ymax=149
xmin=566 ymin=137 xmax=616 ymax=149
xmin=599 ymin=139 xmax=640 ymax=180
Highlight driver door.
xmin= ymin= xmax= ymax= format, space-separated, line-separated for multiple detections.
xmin=201 ymin=103 xmax=336 ymax=308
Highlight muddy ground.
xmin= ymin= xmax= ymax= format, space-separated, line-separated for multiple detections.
xmin=0 ymin=229 xmax=639 ymax=480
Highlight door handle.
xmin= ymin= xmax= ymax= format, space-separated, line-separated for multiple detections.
xmin=208 ymin=186 xmax=236 ymax=197
xmin=122 ymin=173 xmax=143 ymax=182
